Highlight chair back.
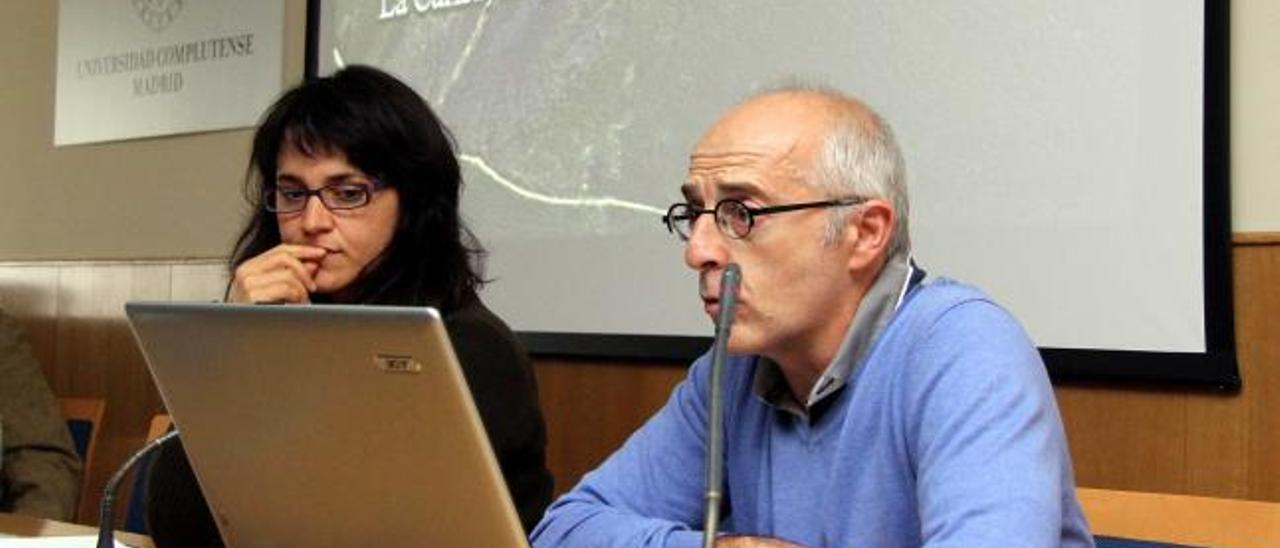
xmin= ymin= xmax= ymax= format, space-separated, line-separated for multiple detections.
xmin=59 ymin=396 xmax=106 ymax=522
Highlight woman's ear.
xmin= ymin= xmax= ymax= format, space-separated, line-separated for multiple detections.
xmin=845 ymin=199 xmax=894 ymax=272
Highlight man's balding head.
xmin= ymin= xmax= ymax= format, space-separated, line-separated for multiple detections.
xmin=700 ymin=87 xmax=910 ymax=255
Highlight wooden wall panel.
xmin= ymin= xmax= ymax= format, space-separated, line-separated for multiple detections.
xmin=1054 ymin=242 xmax=1280 ymax=502
xmin=534 ymin=242 xmax=1280 ymax=500
xmin=1235 ymin=243 xmax=1280 ymax=500
xmin=170 ymin=263 xmax=229 ymax=302
xmin=535 ymin=240 xmax=1280 ymax=500
xmin=0 ymin=260 xmax=223 ymax=525
xmin=1056 ymin=387 xmax=1191 ymax=493
xmin=57 ymin=264 xmax=171 ymax=521
xmin=1 ymin=242 xmax=1277 ymax=526
xmin=0 ymin=265 xmax=59 ymax=372
xmin=1182 ymin=388 xmax=1248 ymax=497
xmin=535 ymin=359 xmax=686 ymax=494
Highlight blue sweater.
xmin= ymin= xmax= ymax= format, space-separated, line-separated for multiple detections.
xmin=531 ymin=280 xmax=1093 ymax=547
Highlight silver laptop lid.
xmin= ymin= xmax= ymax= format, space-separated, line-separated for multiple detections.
xmin=125 ymin=302 xmax=527 ymax=547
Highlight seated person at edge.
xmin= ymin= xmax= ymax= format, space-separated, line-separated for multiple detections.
xmin=145 ymin=65 xmax=553 ymax=546
xmin=0 ymin=308 xmax=82 ymax=520
xmin=531 ymin=88 xmax=1093 ymax=547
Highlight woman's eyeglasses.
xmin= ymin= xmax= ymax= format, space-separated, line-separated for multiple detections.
xmin=264 ymin=180 xmax=389 ymax=213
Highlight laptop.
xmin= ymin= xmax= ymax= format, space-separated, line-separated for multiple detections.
xmin=125 ymin=302 xmax=528 ymax=547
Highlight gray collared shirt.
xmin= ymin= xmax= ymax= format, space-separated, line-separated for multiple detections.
xmin=751 ymin=252 xmax=920 ymax=418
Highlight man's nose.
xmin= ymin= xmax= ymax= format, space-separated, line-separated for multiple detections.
xmin=684 ymin=213 xmax=728 ymax=273
xmin=300 ymin=195 xmax=334 ymax=233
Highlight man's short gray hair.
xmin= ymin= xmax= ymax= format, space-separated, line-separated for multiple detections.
xmin=814 ymin=109 xmax=910 ymax=256
xmin=749 ymin=85 xmax=911 ymax=256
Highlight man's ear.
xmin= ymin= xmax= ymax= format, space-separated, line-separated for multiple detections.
xmin=845 ymin=199 xmax=894 ymax=271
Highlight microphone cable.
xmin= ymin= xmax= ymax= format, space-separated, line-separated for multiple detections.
xmin=98 ymin=429 xmax=180 ymax=548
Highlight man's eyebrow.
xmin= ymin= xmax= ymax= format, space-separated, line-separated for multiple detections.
xmin=680 ymin=184 xmax=698 ymax=202
xmin=680 ymin=180 xmax=765 ymax=203
xmin=717 ymin=181 xmax=761 ymax=196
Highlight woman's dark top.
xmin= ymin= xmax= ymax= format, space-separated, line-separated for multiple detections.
xmin=145 ymin=299 xmax=554 ymax=547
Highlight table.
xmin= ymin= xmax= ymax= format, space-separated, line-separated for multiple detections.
xmin=0 ymin=512 xmax=154 ymax=547
xmin=1079 ymin=487 xmax=1280 ymax=546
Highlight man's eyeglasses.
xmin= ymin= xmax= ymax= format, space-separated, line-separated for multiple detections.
xmin=264 ymin=180 xmax=389 ymax=213
xmin=662 ymin=197 xmax=866 ymax=241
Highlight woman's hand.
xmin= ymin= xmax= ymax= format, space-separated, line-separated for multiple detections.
xmin=228 ymin=244 xmax=326 ymax=304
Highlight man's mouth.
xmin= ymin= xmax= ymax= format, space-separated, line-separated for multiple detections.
xmin=702 ymin=290 xmax=728 ymax=315
xmin=699 ymin=272 xmax=744 ymax=316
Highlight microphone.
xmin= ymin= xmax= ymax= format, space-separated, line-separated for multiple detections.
xmin=97 ymin=429 xmax=180 ymax=548
xmin=702 ymin=263 xmax=741 ymax=548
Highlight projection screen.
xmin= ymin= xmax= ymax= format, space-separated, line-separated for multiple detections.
xmin=309 ymin=0 xmax=1237 ymax=386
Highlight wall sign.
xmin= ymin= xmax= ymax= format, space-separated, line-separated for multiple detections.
xmin=55 ymin=0 xmax=283 ymax=146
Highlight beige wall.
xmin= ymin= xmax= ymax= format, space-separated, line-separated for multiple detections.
xmin=0 ymin=1 xmax=308 ymax=261
xmin=1232 ymin=0 xmax=1280 ymax=232
xmin=0 ymin=2 xmax=1276 ymax=262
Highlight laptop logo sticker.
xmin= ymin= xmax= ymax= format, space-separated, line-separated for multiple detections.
xmin=375 ymin=354 xmax=422 ymax=373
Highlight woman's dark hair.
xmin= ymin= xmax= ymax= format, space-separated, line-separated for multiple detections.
xmin=229 ymin=65 xmax=485 ymax=311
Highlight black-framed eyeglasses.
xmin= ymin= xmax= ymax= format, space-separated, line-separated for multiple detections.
xmin=264 ymin=179 xmax=390 ymax=213
xmin=662 ymin=197 xmax=866 ymax=241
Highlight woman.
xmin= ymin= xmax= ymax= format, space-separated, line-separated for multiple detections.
xmin=146 ymin=65 xmax=553 ymax=546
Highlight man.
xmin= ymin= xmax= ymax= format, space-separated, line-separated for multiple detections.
xmin=530 ymin=88 xmax=1093 ymax=546
xmin=0 ymin=308 xmax=81 ymax=520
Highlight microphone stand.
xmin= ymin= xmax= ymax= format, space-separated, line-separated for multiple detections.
xmin=703 ymin=263 xmax=741 ymax=548
xmin=98 ymin=429 xmax=180 ymax=548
